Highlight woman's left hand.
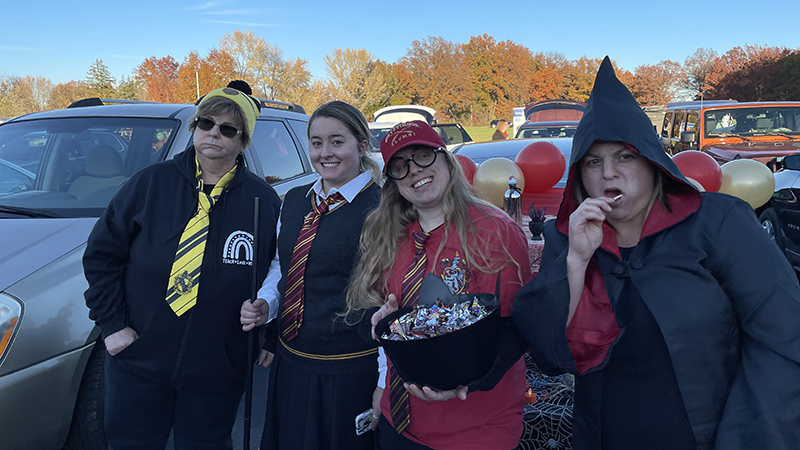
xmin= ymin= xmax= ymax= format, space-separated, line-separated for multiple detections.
xmin=371 ymin=386 xmax=383 ymax=430
xmin=404 ymin=383 xmax=468 ymax=402
xmin=371 ymin=293 xmax=399 ymax=340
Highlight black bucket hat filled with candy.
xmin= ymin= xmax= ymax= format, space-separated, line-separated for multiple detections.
xmin=376 ymin=274 xmax=505 ymax=391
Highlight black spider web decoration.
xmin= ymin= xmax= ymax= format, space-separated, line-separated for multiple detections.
xmin=517 ymin=354 xmax=574 ymax=450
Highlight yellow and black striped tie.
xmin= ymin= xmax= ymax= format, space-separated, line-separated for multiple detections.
xmin=165 ymin=157 xmax=237 ymax=316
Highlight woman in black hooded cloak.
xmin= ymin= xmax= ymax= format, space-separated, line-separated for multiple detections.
xmin=513 ymin=57 xmax=800 ymax=449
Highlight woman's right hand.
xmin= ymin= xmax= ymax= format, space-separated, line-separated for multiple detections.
xmin=568 ymin=197 xmax=613 ymax=264
xmin=240 ymin=298 xmax=269 ymax=331
xmin=405 ymin=383 xmax=468 ymax=402
xmin=104 ymin=326 xmax=138 ymax=356
xmin=371 ymin=294 xmax=399 ymax=340
xmin=257 ymin=349 xmax=274 ymax=369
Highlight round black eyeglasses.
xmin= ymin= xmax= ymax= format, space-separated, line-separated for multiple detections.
xmin=386 ymin=147 xmax=444 ymax=180
xmin=194 ymin=117 xmax=242 ymax=139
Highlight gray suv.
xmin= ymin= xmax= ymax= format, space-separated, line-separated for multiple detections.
xmin=0 ymin=98 xmax=317 ymax=450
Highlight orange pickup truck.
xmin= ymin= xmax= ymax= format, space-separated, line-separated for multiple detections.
xmin=659 ymin=101 xmax=800 ymax=165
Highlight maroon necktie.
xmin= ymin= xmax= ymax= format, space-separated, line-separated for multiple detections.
xmin=390 ymin=230 xmax=430 ymax=433
xmin=280 ymin=192 xmax=345 ymax=341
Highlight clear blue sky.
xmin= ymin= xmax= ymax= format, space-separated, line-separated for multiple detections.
xmin=2 ymin=0 xmax=799 ymax=85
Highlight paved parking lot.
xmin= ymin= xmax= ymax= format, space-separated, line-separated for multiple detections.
xmin=165 ymin=366 xmax=270 ymax=450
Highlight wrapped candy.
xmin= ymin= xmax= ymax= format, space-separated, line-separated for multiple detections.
xmin=381 ymin=297 xmax=494 ymax=341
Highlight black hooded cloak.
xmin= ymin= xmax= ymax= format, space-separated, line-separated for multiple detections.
xmin=513 ymin=57 xmax=800 ymax=449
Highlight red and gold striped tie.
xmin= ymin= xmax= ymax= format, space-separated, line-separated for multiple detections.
xmin=390 ymin=230 xmax=430 ymax=434
xmin=280 ymin=192 xmax=345 ymax=341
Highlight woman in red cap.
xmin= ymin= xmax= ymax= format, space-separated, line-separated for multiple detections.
xmin=346 ymin=120 xmax=531 ymax=449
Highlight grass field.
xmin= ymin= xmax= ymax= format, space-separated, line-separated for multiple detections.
xmin=464 ymin=126 xmax=495 ymax=143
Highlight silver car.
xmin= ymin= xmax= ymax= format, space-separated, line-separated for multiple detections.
xmin=452 ymin=137 xmax=572 ymax=189
xmin=0 ymin=99 xmax=317 ymax=450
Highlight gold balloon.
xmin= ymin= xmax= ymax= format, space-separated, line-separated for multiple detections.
xmin=685 ymin=177 xmax=705 ymax=192
xmin=718 ymin=159 xmax=775 ymax=209
xmin=472 ymin=158 xmax=526 ymax=208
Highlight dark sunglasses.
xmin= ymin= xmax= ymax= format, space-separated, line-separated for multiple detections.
xmin=194 ymin=117 xmax=242 ymax=139
xmin=386 ymin=147 xmax=442 ymax=180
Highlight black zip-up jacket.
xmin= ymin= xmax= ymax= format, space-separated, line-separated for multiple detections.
xmin=84 ymin=146 xmax=280 ymax=392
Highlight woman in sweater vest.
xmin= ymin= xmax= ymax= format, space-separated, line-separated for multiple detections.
xmin=241 ymin=101 xmax=383 ymax=450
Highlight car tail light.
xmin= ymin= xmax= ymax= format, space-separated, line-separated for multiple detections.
xmin=0 ymin=293 xmax=23 ymax=367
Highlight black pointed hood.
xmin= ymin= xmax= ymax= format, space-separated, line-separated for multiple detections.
xmin=555 ymin=56 xmax=701 ymax=242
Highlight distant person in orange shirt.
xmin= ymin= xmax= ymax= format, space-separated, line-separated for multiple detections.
xmin=492 ymin=119 xmax=510 ymax=140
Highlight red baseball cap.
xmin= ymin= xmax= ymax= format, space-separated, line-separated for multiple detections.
xmin=380 ymin=120 xmax=446 ymax=166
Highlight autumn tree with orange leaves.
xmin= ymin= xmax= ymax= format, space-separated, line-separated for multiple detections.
xmin=683 ymin=48 xmax=718 ymax=100
xmin=529 ymin=52 xmax=569 ymax=102
xmin=705 ymin=45 xmax=793 ymax=101
xmin=560 ymin=56 xmax=605 ymax=102
xmin=462 ymin=34 xmax=536 ymax=123
xmin=396 ymin=37 xmax=475 ymax=121
xmin=529 ymin=67 xmax=563 ymax=102
xmin=49 ymin=81 xmax=89 ymax=110
xmin=135 ymin=56 xmax=179 ymax=103
xmin=173 ymin=50 xmax=236 ymax=103
xmin=2 ymin=32 xmax=799 ymax=121
xmin=629 ymin=60 xmax=684 ymax=105
xmin=360 ymin=60 xmax=406 ymax=119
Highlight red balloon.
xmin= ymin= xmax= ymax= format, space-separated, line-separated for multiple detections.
xmin=671 ymin=150 xmax=722 ymax=192
xmin=514 ymin=141 xmax=567 ymax=194
xmin=455 ymin=154 xmax=477 ymax=184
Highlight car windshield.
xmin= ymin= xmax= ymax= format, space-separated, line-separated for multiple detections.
xmin=517 ymin=126 xmax=577 ymax=139
xmin=0 ymin=117 xmax=177 ymax=217
xmin=435 ymin=124 xmax=470 ymax=146
xmin=704 ymin=107 xmax=800 ymax=138
xmin=369 ymin=127 xmax=392 ymax=153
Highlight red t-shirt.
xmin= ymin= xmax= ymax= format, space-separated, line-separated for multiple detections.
xmin=380 ymin=205 xmax=531 ymax=450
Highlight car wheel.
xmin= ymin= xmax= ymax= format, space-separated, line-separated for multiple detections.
xmin=759 ymin=208 xmax=786 ymax=251
xmin=63 ymin=340 xmax=107 ymax=450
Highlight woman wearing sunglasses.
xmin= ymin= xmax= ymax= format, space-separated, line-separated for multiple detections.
xmin=84 ymin=85 xmax=282 ymax=449
xmin=345 ymin=120 xmax=531 ymax=449
xmin=240 ymin=100 xmax=383 ymax=450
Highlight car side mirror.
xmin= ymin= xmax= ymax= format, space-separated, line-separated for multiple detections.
xmin=680 ymin=131 xmax=695 ymax=144
xmin=783 ymin=154 xmax=800 ymax=171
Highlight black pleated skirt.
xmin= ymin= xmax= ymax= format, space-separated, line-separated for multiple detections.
xmin=261 ymin=353 xmax=376 ymax=450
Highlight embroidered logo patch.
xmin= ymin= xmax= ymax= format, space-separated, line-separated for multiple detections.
xmin=438 ymin=253 xmax=469 ymax=295
xmin=222 ymin=230 xmax=254 ymax=266
xmin=173 ymin=271 xmax=194 ymax=295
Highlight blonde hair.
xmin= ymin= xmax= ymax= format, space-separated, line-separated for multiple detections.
xmin=344 ymin=149 xmax=522 ymax=322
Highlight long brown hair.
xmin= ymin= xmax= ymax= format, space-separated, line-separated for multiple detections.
xmin=344 ymin=149 xmax=522 ymax=321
